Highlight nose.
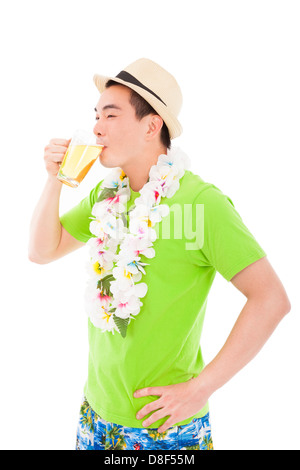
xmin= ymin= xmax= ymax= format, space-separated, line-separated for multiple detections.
xmin=93 ymin=122 xmax=101 ymax=137
xmin=93 ymin=119 xmax=105 ymax=137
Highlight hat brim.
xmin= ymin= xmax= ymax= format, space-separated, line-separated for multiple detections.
xmin=93 ymin=74 xmax=182 ymax=140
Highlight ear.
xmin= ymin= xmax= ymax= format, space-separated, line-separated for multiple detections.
xmin=145 ymin=114 xmax=164 ymax=141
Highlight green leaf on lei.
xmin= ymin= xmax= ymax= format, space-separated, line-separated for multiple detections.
xmin=97 ymin=187 xmax=118 ymax=202
xmin=127 ymin=204 xmax=136 ymax=213
xmin=121 ymin=212 xmax=128 ymax=228
xmin=97 ymin=274 xmax=115 ymax=296
xmin=113 ymin=314 xmax=129 ymax=338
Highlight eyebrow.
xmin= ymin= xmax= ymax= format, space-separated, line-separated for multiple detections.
xmin=94 ymin=104 xmax=122 ymax=112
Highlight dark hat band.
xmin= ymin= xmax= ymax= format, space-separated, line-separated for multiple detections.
xmin=115 ymin=70 xmax=167 ymax=107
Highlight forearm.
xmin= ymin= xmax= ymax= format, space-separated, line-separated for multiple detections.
xmin=197 ymin=296 xmax=289 ymax=396
xmin=28 ymin=176 xmax=63 ymax=262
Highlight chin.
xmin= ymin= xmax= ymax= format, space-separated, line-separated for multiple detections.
xmin=99 ymin=150 xmax=122 ymax=169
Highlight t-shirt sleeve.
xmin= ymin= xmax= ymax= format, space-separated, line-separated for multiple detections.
xmin=59 ymin=179 xmax=104 ymax=243
xmin=188 ymin=184 xmax=267 ymax=282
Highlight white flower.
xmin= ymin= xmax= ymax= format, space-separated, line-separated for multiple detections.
xmin=89 ymin=307 xmax=116 ymax=332
xmin=89 ymin=219 xmax=107 ymax=239
xmin=90 ymin=249 xmax=115 ymax=271
xmin=149 ymin=204 xmax=170 ymax=223
xmin=87 ymin=237 xmax=117 ymax=267
xmin=102 ymin=168 xmax=128 ymax=189
xmin=166 ymin=146 xmax=191 ymax=175
xmin=111 ymin=292 xmax=142 ymax=319
xmin=125 ymin=258 xmax=148 ymax=275
xmin=87 ymin=235 xmax=119 ymax=255
xmin=128 ymin=204 xmax=157 ymax=241
xmin=92 ymin=189 xmax=130 ymax=219
xmin=118 ymin=234 xmax=155 ymax=260
xmin=135 ymin=180 xmax=163 ymax=207
xmin=91 ymin=213 xmax=126 ymax=241
xmin=117 ymin=240 xmax=150 ymax=276
xmin=85 ymin=259 xmax=112 ymax=281
xmin=85 ymin=280 xmax=112 ymax=312
xmin=149 ymin=164 xmax=180 ymax=197
xmin=111 ymin=266 xmax=142 ymax=290
xmin=129 ymin=203 xmax=170 ymax=241
xmin=129 ymin=282 xmax=148 ymax=299
xmin=165 ymin=178 xmax=180 ymax=198
xmin=85 ymin=281 xmax=116 ymax=331
xmin=111 ymin=282 xmax=148 ymax=319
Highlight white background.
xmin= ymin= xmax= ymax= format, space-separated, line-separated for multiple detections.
xmin=0 ymin=0 xmax=299 ymax=450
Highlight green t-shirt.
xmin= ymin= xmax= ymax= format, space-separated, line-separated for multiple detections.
xmin=60 ymin=169 xmax=266 ymax=428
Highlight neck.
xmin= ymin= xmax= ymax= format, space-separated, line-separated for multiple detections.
xmin=122 ymin=143 xmax=168 ymax=192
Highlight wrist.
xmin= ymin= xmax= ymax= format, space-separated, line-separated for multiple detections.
xmin=194 ymin=364 xmax=219 ymax=398
xmin=46 ymin=174 xmax=63 ymax=189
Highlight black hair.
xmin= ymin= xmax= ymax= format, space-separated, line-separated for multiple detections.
xmin=105 ymin=80 xmax=171 ymax=149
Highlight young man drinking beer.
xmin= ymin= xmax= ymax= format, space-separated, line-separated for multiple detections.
xmin=29 ymin=58 xmax=291 ymax=450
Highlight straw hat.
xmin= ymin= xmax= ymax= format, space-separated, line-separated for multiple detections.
xmin=93 ymin=58 xmax=183 ymax=140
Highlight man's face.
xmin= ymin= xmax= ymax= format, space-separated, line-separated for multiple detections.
xmin=93 ymin=84 xmax=150 ymax=169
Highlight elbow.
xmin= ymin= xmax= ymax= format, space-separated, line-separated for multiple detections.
xmin=273 ymin=291 xmax=291 ymax=320
xmin=28 ymin=250 xmax=52 ymax=265
xmin=278 ymin=283 xmax=292 ymax=316
xmin=282 ymin=296 xmax=291 ymax=316
xmin=250 ymin=289 xmax=292 ymax=322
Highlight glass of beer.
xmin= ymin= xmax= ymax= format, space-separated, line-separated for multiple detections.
xmin=57 ymin=129 xmax=103 ymax=187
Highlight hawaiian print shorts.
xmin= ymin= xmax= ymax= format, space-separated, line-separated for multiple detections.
xmin=76 ymin=396 xmax=214 ymax=450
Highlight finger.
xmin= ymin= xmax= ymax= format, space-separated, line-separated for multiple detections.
xmin=52 ymin=145 xmax=69 ymax=152
xmin=45 ymin=145 xmax=69 ymax=153
xmin=136 ymin=398 xmax=164 ymax=420
xmin=134 ymin=387 xmax=163 ymax=398
xmin=44 ymin=153 xmax=65 ymax=163
xmin=49 ymin=138 xmax=71 ymax=146
xmin=142 ymin=409 xmax=168 ymax=428
xmin=158 ymin=416 xmax=175 ymax=434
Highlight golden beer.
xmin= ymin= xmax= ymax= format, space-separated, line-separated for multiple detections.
xmin=57 ymin=144 xmax=103 ymax=187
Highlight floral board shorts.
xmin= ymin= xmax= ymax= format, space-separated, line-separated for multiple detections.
xmin=76 ymin=396 xmax=214 ymax=450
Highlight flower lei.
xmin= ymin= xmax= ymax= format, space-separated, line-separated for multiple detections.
xmin=85 ymin=146 xmax=190 ymax=338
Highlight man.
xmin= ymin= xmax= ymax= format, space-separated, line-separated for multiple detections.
xmin=29 ymin=58 xmax=291 ymax=450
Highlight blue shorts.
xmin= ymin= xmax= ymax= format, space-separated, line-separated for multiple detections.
xmin=76 ymin=396 xmax=214 ymax=450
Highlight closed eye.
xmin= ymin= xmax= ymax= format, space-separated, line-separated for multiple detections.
xmin=95 ymin=115 xmax=116 ymax=120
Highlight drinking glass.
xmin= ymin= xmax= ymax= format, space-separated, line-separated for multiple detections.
xmin=57 ymin=129 xmax=103 ymax=187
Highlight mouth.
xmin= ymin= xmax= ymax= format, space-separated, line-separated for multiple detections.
xmin=98 ymin=146 xmax=106 ymax=154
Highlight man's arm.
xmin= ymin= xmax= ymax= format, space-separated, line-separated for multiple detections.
xmin=28 ymin=139 xmax=85 ymax=264
xmin=197 ymin=256 xmax=291 ymax=393
xmin=133 ymin=257 xmax=291 ymax=432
